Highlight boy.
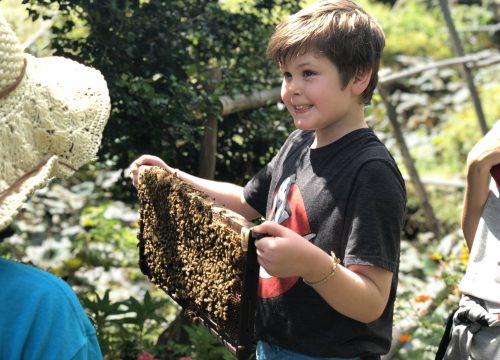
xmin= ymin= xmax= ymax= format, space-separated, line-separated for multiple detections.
xmin=441 ymin=121 xmax=500 ymax=360
xmin=130 ymin=1 xmax=406 ymax=359
xmin=0 ymin=12 xmax=109 ymax=358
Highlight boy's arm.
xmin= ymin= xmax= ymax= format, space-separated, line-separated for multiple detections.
xmin=173 ymin=168 xmax=261 ymax=221
xmin=252 ymin=221 xmax=391 ymax=324
xmin=129 ymin=154 xmax=261 ymax=221
xmin=461 ymin=127 xmax=500 ymax=249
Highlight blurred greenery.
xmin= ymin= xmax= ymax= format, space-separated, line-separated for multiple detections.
xmin=2 ymin=0 xmax=500 ymax=358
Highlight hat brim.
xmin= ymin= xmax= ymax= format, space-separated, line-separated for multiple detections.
xmin=0 ymin=55 xmax=110 ymax=231
xmin=0 ymin=156 xmax=58 ymax=231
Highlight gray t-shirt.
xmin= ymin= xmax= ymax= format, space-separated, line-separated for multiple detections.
xmin=460 ymin=178 xmax=500 ymax=307
xmin=244 ymin=128 xmax=406 ymax=358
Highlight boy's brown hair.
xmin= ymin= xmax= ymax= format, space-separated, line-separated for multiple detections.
xmin=267 ymin=0 xmax=385 ymax=104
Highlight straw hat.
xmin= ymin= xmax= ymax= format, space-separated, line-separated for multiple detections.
xmin=0 ymin=13 xmax=110 ymax=231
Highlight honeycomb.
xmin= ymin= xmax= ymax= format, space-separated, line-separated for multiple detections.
xmin=137 ymin=166 xmax=257 ymax=348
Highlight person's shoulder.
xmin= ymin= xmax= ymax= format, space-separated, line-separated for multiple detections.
xmin=0 ymin=260 xmax=101 ymax=359
xmin=0 ymin=258 xmax=78 ymax=302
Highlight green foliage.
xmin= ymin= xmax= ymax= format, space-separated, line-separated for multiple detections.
xmin=356 ymin=0 xmax=495 ymax=65
xmin=417 ymin=81 xmax=500 ymax=177
xmin=82 ymin=289 xmax=173 ymax=359
xmin=169 ymin=325 xmax=236 ymax=360
xmin=75 ymin=204 xmax=139 ymax=269
xmin=393 ymin=234 xmax=467 ymax=360
xmin=37 ymin=201 xmax=141 ymax=284
xmin=359 ymin=0 xmax=450 ymax=62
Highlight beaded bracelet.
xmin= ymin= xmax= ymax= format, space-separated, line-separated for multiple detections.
xmin=303 ymin=252 xmax=341 ymax=287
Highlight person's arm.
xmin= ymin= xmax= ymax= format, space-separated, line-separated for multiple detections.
xmin=461 ymin=161 xmax=492 ymax=249
xmin=171 ymin=168 xmax=261 ymax=221
xmin=129 ymin=154 xmax=261 ymax=221
xmin=461 ymin=128 xmax=500 ymax=249
xmin=251 ymin=221 xmax=392 ymax=324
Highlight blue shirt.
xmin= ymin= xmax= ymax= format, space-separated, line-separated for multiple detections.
xmin=0 ymin=258 xmax=102 ymax=359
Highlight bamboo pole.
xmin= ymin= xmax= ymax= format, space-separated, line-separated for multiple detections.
xmin=379 ymin=51 xmax=500 ymax=85
xmin=219 ymin=88 xmax=281 ymax=116
xmin=378 ymin=85 xmax=441 ymax=239
xmin=438 ymin=0 xmax=489 ymax=135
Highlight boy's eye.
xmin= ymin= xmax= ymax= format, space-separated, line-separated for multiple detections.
xmin=282 ymin=71 xmax=292 ymax=79
xmin=303 ymin=70 xmax=315 ymax=77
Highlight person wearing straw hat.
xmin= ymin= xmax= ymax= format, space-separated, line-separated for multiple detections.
xmin=0 ymin=12 xmax=109 ymax=359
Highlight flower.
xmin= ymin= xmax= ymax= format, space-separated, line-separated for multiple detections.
xmin=137 ymin=352 xmax=157 ymax=360
xmin=429 ymin=252 xmax=442 ymax=261
xmin=179 ymin=357 xmax=193 ymax=360
xmin=459 ymin=252 xmax=469 ymax=263
xmin=399 ymin=334 xmax=411 ymax=343
xmin=415 ymin=295 xmax=431 ymax=303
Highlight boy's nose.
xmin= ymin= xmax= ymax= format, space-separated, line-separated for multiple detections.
xmin=286 ymin=80 xmax=302 ymax=95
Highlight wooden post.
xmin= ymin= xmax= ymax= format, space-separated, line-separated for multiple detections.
xmin=438 ymin=0 xmax=489 ymax=135
xmin=198 ymin=67 xmax=222 ymax=180
xmin=378 ymin=85 xmax=441 ymax=239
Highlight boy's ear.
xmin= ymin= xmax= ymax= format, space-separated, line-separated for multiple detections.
xmin=351 ymin=68 xmax=372 ymax=96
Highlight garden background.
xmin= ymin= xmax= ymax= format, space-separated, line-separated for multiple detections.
xmin=1 ymin=0 xmax=500 ymax=359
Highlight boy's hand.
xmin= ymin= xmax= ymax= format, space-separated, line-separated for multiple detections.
xmin=129 ymin=154 xmax=172 ymax=188
xmin=251 ymin=221 xmax=319 ymax=279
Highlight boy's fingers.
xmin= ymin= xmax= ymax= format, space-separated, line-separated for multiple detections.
xmin=129 ymin=166 xmax=147 ymax=188
xmin=132 ymin=154 xmax=155 ymax=167
xmin=252 ymin=221 xmax=275 ymax=233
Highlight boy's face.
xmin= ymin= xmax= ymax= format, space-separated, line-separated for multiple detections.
xmin=280 ymin=52 xmax=364 ymax=142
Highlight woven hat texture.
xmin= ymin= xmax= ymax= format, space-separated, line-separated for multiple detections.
xmin=0 ymin=13 xmax=110 ymax=231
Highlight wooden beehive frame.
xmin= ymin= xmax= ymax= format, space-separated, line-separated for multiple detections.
xmin=137 ymin=166 xmax=258 ymax=359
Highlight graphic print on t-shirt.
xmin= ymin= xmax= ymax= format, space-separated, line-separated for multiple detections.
xmin=259 ymin=173 xmax=316 ymax=298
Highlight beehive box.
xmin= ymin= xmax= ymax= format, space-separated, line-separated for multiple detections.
xmin=137 ymin=166 xmax=258 ymax=359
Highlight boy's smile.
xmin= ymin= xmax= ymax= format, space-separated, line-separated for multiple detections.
xmin=280 ymin=52 xmax=367 ymax=147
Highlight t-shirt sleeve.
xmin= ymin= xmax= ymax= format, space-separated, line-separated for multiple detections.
xmin=243 ymin=155 xmax=276 ymax=217
xmin=343 ymin=160 xmax=406 ymax=273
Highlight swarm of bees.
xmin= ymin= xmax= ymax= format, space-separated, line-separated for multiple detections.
xmin=137 ymin=166 xmax=255 ymax=339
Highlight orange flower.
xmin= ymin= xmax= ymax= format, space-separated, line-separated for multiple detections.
xmin=399 ymin=334 xmax=411 ymax=343
xmin=415 ymin=295 xmax=431 ymax=303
